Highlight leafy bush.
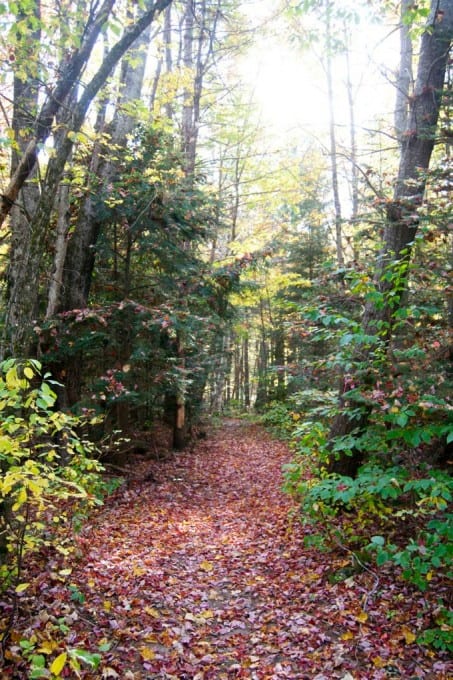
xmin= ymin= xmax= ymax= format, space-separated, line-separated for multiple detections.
xmin=260 ymin=401 xmax=295 ymax=438
xmin=0 ymin=359 xmax=108 ymax=641
xmin=281 ymin=360 xmax=452 ymax=651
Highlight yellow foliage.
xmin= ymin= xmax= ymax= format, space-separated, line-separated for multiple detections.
xmin=50 ymin=652 xmax=67 ymax=676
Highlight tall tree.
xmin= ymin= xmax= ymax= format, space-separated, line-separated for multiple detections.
xmin=1 ymin=0 xmax=172 ymax=358
xmin=327 ymin=0 xmax=453 ymax=475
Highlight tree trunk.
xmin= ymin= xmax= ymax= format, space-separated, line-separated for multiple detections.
xmin=0 ymin=0 xmax=116 ymax=228
xmin=327 ymin=0 xmax=453 ymax=476
xmin=325 ymin=0 xmax=344 ymax=269
xmin=62 ymin=23 xmax=152 ymax=312
xmin=1 ymin=1 xmax=42 ymax=358
xmin=344 ymin=25 xmax=359 ymax=260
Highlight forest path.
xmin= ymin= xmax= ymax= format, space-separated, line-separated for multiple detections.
xmin=72 ymin=419 xmax=344 ymax=679
xmin=17 ymin=420 xmax=450 ymax=679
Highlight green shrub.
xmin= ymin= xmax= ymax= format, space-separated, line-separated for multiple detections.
xmin=0 ymin=358 xmax=105 ymax=587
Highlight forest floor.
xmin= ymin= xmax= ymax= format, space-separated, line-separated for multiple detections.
xmin=2 ymin=419 xmax=452 ymax=679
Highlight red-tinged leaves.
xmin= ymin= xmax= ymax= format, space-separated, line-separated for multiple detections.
xmin=2 ymin=420 xmax=451 ymax=678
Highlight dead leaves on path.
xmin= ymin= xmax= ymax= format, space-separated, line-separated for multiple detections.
xmin=2 ymin=421 xmax=451 ymax=678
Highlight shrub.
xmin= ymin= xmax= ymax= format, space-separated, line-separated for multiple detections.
xmin=0 ymin=358 xmax=107 ymax=612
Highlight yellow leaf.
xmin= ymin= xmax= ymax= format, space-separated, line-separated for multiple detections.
xmin=356 ymin=610 xmax=368 ymax=623
xmin=372 ymin=656 xmax=387 ymax=668
xmin=341 ymin=630 xmax=354 ymax=640
xmin=103 ymin=600 xmax=112 ymax=612
xmin=140 ymin=647 xmax=155 ymax=661
xmin=5 ymin=366 xmax=19 ymax=388
xmin=37 ymin=640 xmax=59 ymax=655
xmin=50 ymin=652 xmax=67 ymax=676
xmin=401 ymin=626 xmax=416 ymax=644
xmin=28 ymin=478 xmax=48 ymax=495
xmin=143 ymin=633 xmax=159 ymax=643
xmin=58 ymin=568 xmax=72 ymax=577
xmin=200 ymin=609 xmax=214 ymax=619
xmin=199 ymin=560 xmax=213 ymax=572
xmin=12 ymin=487 xmax=27 ymax=512
xmin=144 ymin=606 xmax=160 ymax=618
xmin=15 ymin=583 xmax=30 ymax=593
xmin=23 ymin=366 xmax=34 ymax=380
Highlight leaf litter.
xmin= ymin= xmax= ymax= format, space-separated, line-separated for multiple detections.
xmin=2 ymin=420 xmax=451 ymax=678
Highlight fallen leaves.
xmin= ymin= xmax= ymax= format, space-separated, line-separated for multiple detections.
xmin=199 ymin=559 xmax=214 ymax=572
xmin=2 ymin=420 xmax=451 ymax=678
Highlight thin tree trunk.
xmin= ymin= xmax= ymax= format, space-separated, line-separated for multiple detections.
xmin=344 ymin=28 xmax=359 ymax=259
xmin=395 ymin=0 xmax=413 ymax=142
xmin=45 ymin=160 xmax=72 ymax=319
xmin=325 ymin=0 xmax=344 ymax=269
xmin=243 ymin=332 xmax=250 ymax=409
xmin=164 ymin=4 xmax=175 ymax=119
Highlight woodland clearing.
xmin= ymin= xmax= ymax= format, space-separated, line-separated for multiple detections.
xmin=2 ymin=420 xmax=451 ymax=679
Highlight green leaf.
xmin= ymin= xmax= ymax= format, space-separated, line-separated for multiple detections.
xmin=70 ymin=649 xmax=101 ymax=668
xmin=371 ymin=535 xmax=385 ymax=546
xmin=30 ymin=654 xmax=46 ymax=668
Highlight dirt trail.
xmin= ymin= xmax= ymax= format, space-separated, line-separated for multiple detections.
xmin=76 ymin=420 xmax=316 ymax=678
xmin=6 ymin=420 xmax=451 ymax=678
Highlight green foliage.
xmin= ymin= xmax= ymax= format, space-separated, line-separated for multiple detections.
xmin=260 ymin=401 xmax=295 ymax=438
xmin=278 ymin=245 xmax=452 ymax=649
xmin=287 ymin=455 xmax=452 ymax=649
xmin=369 ymin=514 xmax=453 ymax=592
xmin=38 ymin=122 xmax=237 ymax=432
xmin=418 ymin=606 xmax=453 ymax=653
xmin=17 ymin=634 xmax=103 ymax=678
xmin=0 ymin=358 xmax=105 ymax=590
